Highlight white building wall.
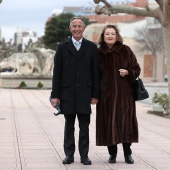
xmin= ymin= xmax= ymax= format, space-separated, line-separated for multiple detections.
xmin=117 ymin=20 xmax=147 ymax=38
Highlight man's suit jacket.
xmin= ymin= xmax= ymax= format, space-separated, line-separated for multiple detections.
xmin=51 ymin=38 xmax=100 ymax=115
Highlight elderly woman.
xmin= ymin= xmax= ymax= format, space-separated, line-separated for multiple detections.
xmin=96 ymin=25 xmax=141 ymax=164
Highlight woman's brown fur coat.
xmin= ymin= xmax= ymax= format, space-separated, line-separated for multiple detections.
xmin=96 ymin=42 xmax=141 ymax=146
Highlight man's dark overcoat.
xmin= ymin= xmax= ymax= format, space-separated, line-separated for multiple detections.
xmin=51 ymin=38 xmax=100 ymax=115
xmin=96 ymin=42 xmax=141 ymax=146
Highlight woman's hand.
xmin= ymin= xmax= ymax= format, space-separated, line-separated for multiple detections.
xmin=119 ymin=69 xmax=128 ymax=77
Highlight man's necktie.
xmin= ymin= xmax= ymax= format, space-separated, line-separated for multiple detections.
xmin=75 ymin=41 xmax=80 ymax=51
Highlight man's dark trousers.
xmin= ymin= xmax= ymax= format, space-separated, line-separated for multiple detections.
xmin=64 ymin=114 xmax=90 ymax=157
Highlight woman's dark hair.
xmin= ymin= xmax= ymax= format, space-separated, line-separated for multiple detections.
xmin=98 ymin=25 xmax=123 ymax=45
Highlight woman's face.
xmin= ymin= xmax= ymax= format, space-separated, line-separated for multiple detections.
xmin=104 ymin=28 xmax=117 ymax=46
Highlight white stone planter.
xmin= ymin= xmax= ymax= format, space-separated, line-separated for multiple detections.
xmin=152 ymin=104 xmax=163 ymax=112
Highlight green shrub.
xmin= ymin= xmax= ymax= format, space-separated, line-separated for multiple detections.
xmin=37 ymin=82 xmax=43 ymax=88
xmin=152 ymin=92 xmax=170 ymax=115
xmin=19 ymin=81 xmax=27 ymax=88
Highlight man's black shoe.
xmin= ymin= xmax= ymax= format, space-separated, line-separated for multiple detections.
xmin=81 ymin=156 xmax=92 ymax=165
xmin=63 ymin=156 xmax=74 ymax=164
xmin=108 ymin=155 xmax=116 ymax=163
xmin=125 ymin=155 xmax=134 ymax=164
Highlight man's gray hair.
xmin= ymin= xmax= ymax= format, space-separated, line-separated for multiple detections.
xmin=69 ymin=16 xmax=85 ymax=26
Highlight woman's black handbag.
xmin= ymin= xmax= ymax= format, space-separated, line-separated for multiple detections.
xmin=133 ymin=77 xmax=149 ymax=101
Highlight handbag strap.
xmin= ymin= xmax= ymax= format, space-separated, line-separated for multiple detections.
xmin=137 ymin=77 xmax=145 ymax=88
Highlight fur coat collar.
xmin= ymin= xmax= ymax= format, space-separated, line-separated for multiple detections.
xmin=98 ymin=41 xmax=123 ymax=55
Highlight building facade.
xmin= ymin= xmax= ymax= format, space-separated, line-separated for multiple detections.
xmin=14 ymin=28 xmax=38 ymax=52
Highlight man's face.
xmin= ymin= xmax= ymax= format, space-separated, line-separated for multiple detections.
xmin=69 ymin=19 xmax=86 ymax=41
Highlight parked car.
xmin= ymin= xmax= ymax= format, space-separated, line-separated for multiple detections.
xmin=164 ymin=74 xmax=168 ymax=82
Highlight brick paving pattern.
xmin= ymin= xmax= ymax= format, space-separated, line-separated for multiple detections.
xmin=0 ymin=89 xmax=170 ymax=170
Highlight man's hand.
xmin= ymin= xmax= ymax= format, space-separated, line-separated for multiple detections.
xmin=51 ymin=98 xmax=60 ymax=108
xmin=91 ymin=98 xmax=99 ymax=105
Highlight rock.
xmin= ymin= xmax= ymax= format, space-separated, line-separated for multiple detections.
xmin=0 ymin=48 xmax=56 ymax=75
xmin=0 ymin=53 xmax=41 ymax=74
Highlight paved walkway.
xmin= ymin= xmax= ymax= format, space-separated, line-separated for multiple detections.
xmin=0 ymin=89 xmax=170 ymax=170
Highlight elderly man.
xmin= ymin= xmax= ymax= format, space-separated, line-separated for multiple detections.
xmin=50 ymin=16 xmax=100 ymax=165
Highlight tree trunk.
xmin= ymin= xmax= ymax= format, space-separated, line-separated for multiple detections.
xmin=162 ymin=25 xmax=170 ymax=96
xmin=152 ymin=55 xmax=156 ymax=81
xmin=152 ymin=53 xmax=157 ymax=81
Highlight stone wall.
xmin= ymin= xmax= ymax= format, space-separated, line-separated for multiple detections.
xmin=0 ymin=75 xmax=52 ymax=89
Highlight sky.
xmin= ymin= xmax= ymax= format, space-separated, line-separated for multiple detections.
xmin=0 ymin=0 xmax=134 ymax=42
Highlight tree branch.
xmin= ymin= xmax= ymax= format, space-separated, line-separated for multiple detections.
xmin=95 ymin=5 xmax=112 ymax=15
xmin=155 ymin=0 xmax=163 ymax=10
xmin=94 ymin=0 xmax=112 ymax=8
xmin=95 ymin=4 xmax=162 ymax=22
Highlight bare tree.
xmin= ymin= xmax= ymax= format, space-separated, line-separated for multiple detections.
xmin=0 ymin=39 xmax=18 ymax=62
xmin=93 ymin=0 xmax=170 ymax=95
xmin=135 ymin=26 xmax=163 ymax=81
xmin=0 ymin=37 xmax=45 ymax=62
